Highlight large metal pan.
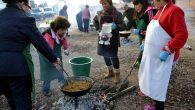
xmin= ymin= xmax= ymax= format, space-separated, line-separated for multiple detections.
xmin=61 ymin=76 xmax=94 ymax=97
xmin=119 ymin=30 xmax=131 ymax=38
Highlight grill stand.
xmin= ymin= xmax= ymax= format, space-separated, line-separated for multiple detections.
xmin=74 ymin=97 xmax=78 ymax=110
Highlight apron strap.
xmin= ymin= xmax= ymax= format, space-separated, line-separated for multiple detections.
xmin=158 ymin=4 xmax=168 ymax=20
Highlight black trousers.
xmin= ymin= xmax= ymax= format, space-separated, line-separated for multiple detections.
xmin=0 ymin=75 xmax=32 ymax=110
xmin=104 ymin=57 xmax=119 ymax=69
xmin=137 ymin=50 xmax=143 ymax=63
xmin=155 ymin=100 xmax=165 ymax=110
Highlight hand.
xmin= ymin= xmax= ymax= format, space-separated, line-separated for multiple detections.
xmin=132 ymin=29 xmax=140 ymax=35
xmin=140 ymin=43 xmax=144 ymax=51
xmin=140 ymin=30 xmax=146 ymax=35
xmin=64 ymin=49 xmax=69 ymax=56
xmin=159 ymin=51 xmax=170 ymax=61
xmin=53 ymin=58 xmax=62 ymax=70
xmin=111 ymin=22 xmax=117 ymax=30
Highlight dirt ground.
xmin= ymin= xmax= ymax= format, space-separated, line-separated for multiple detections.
xmin=1 ymin=1 xmax=195 ymax=110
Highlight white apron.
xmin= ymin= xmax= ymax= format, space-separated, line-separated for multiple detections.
xmin=138 ymin=4 xmax=175 ymax=101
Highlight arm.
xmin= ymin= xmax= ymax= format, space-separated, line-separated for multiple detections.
xmin=88 ymin=10 xmax=91 ymax=18
xmin=93 ymin=15 xmax=100 ymax=31
xmin=167 ymin=8 xmax=188 ymax=53
xmin=21 ymin=18 xmax=57 ymax=63
xmin=115 ymin=12 xmax=126 ymax=31
xmin=43 ymin=33 xmax=54 ymax=49
xmin=62 ymin=37 xmax=68 ymax=49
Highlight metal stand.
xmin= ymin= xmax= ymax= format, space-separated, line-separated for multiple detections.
xmin=74 ymin=97 xmax=78 ymax=110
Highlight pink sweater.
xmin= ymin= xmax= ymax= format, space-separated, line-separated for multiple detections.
xmin=44 ymin=33 xmax=68 ymax=50
xmin=82 ymin=8 xmax=90 ymax=19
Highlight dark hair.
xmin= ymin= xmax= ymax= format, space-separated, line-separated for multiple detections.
xmin=100 ymin=0 xmax=113 ymax=6
xmin=2 ymin=0 xmax=28 ymax=4
xmin=50 ymin=16 xmax=71 ymax=32
xmin=133 ymin=0 xmax=150 ymax=18
xmin=86 ymin=5 xmax=89 ymax=8
xmin=133 ymin=0 xmax=149 ymax=6
xmin=162 ymin=0 xmax=175 ymax=4
xmin=63 ymin=5 xmax=67 ymax=10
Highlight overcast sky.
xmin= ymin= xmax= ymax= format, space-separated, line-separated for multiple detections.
xmin=35 ymin=0 xmax=120 ymax=6
xmin=0 ymin=0 xmax=122 ymax=26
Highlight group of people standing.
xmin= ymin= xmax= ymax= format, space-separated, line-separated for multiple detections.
xmin=93 ymin=0 xmax=188 ymax=110
xmin=0 ymin=0 xmax=188 ymax=110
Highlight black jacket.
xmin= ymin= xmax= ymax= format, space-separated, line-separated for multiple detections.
xmin=0 ymin=4 xmax=57 ymax=76
xmin=123 ymin=7 xmax=136 ymax=29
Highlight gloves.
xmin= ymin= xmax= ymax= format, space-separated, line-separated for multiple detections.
xmin=159 ymin=51 xmax=170 ymax=61
xmin=132 ymin=29 xmax=140 ymax=35
xmin=111 ymin=22 xmax=117 ymax=30
xmin=53 ymin=58 xmax=62 ymax=70
xmin=64 ymin=49 xmax=69 ymax=56
xmin=140 ymin=43 xmax=144 ymax=51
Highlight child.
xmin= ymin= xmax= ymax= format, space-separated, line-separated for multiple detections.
xmin=39 ymin=16 xmax=70 ymax=96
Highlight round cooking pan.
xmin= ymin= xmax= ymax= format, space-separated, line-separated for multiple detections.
xmin=61 ymin=76 xmax=94 ymax=97
xmin=119 ymin=31 xmax=131 ymax=38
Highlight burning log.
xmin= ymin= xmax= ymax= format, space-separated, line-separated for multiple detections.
xmin=107 ymin=86 xmax=136 ymax=102
xmin=103 ymin=86 xmax=117 ymax=94
xmin=116 ymin=81 xmax=129 ymax=92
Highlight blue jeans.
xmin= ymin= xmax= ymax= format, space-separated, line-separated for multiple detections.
xmin=83 ymin=19 xmax=90 ymax=32
xmin=42 ymin=76 xmax=66 ymax=94
xmin=104 ymin=57 xmax=119 ymax=69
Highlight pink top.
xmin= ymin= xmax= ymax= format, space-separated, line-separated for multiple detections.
xmin=82 ymin=8 xmax=90 ymax=19
xmin=44 ymin=33 xmax=68 ymax=50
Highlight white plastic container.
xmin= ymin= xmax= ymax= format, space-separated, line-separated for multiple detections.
xmin=101 ymin=23 xmax=112 ymax=33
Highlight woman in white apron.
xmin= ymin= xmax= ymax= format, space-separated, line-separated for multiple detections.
xmin=138 ymin=0 xmax=188 ymax=110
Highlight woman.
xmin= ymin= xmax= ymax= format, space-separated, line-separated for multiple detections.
xmin=59 ymin=5 xmax=70 ymax=37
xmin=138 ymin=0 xmax=188 ymax=110
xmin=82 ymin=5 xmax=91 ymax=33
xmin=39 ymin=16 xmax=70 ymax=96
xmin=0 ymin=0 xmax=61 ymax=109
xmin=123 ymin=4 xmax=135 ymax=30
xmin=76 ymin=10 xmax=84 ymax=32
xmin=59 ymin=5 xmax=68 ymax=19
xmin=93 ymin=0 xmax=125 ymax=84
xmin=132 ymin=0 xmax=157 ymax=67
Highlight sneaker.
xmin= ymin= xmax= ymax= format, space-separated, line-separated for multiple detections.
xmin=138 ymin=91 xmax=145 ymax=97
xmin=144 ymin=104 xmax=156 ymax=110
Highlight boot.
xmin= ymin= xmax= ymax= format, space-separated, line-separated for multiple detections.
xmin=104 ymin=66 xmax=114 ymax=78
xmin=113 ymin=69 xmax=120 ymax=84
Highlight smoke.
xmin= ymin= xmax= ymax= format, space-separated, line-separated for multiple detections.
xmin=35 ymin=0 xmax=120 ymax=27
xmin=50 ymin=0 xmax=104 ymax=27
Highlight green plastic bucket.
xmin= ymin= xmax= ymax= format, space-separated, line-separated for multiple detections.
xmin=69 ymin=56 xmax=93 ymax=77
